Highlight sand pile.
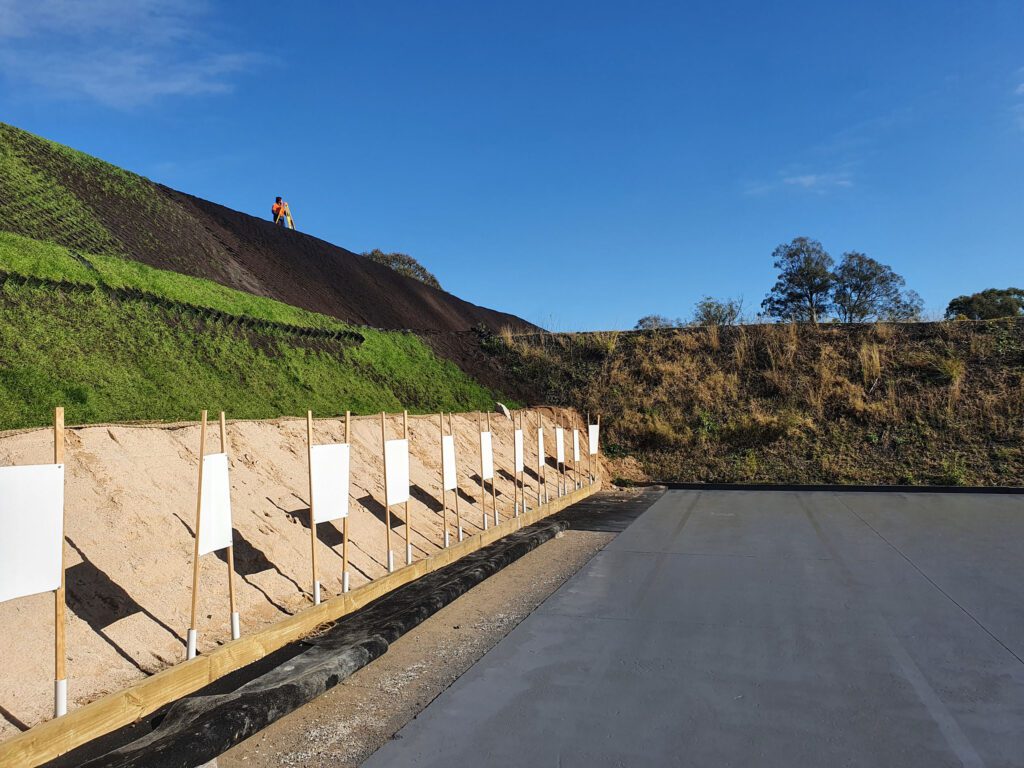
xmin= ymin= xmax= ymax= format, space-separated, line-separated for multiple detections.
xmin=0 ymin=407 xmax=598 ymax=739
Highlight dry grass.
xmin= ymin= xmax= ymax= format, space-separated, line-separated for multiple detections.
xmin=489 ymin=319 xmax=1024 ymax=486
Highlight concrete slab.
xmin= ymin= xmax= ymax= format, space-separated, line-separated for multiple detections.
xmin=364 ymin=490 xmax=1024 ymax=767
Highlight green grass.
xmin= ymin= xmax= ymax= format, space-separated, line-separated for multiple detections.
xmin=0 ymin=230 xmax=350 ymax=331
xmin=0 ymin=280 xmax=502 ymax=430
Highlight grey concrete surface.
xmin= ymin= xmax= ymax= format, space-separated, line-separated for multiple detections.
xmin=364 ymin=490 xmax=1024 ymax=768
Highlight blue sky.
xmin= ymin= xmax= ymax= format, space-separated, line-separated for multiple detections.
xmin=2 ymin=1 xmax=1022 ymax=330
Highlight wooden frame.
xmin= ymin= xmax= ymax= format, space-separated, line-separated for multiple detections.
xmin=187 ymin=411 xmax=238 ymax=660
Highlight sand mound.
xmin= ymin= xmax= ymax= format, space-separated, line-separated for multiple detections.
xmin=0 ymin=407 xmax=596 ymax=739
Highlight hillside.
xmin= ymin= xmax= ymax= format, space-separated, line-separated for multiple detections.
xmin=0 ymin=122 xmax=535 ymax=333
xmin=484 ymin=321 xmax=1024 ymax=486
xmin=0 ymin=231 xmax=503 ymax=430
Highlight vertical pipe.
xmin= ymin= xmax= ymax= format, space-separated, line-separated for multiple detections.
xmin=221 ymin=412 xmax=239 ymax=640
xmin=381 ymin=412 xmax=393 ymax=572
xmin=53 ymin=407 xmax=66 ymax=717
xmin=306 ymin=411 xmax=320 ymax=604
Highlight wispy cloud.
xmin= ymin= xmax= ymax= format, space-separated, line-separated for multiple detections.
xmin=743 ymin=169 xmax=854 ymax=196
xmin=0 ymin=0 xmax=259 ymax=108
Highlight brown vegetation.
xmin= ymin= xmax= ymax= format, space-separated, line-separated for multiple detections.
xmin=485 ymin=320 xmax=1024 ymax=486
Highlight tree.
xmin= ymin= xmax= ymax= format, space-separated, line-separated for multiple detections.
xmin=692 ymin=296 xmax=743 ymax=326
xmin=761 ymin=237 xmax=834 ymax=323
xmin=831 ymin=252 xmax=922 ymax=322
xmin=945 ymin=288 xmax=1024 ymax=320
xmin=634 ymin=314 xmax=679 ymax=330
xmin=363 ymin=249 xmax=442 ymax=290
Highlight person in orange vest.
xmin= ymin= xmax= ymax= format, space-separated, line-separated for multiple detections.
xmin=271 ymin=197 xmax=287 ymax=225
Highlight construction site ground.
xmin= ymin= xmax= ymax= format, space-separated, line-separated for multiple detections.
xmin=365 ymin=489 xmax=1024 ymax=767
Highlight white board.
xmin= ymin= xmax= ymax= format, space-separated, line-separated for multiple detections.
xmin=514 ymin=429 xmax=524 ymax=473
xmin=385 ymin=438 xmax=409 ymax=506
xmin=556 ymin=427 xmax=565 ymax=464
xmin=480 ymin=431 xmax=494 ymax=480
xmin=442 ymin=435 xmax=457 ymax=491
xmin=589 ymin=423 xmax=600 ymax=455
xmin=0 ymin=464 xmax=64 ymax=604
xmin=310 ymin=443 xmax=350 ymax=523
xmin=573 ymin=430 xmax=580 ymax=462
xmin=537 ymin=428 xmax=544 ymax=462
xmin=198 ymin=453 xmax=233 ymax=555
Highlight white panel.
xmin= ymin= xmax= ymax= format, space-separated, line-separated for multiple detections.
xmin=311 ymin=443 xmax=350 ymax=523
xmin=514 ymin=429 xmax=524 ymax=473
xmin=555 ymin=427 xmax=565 ymax=464
xmin=480 ymin=431 xmax=494 ymax=480
xmin=589 ymin=424 xmax=600 ymax=455
xmin=385 ymin=438 xmax=410 ymax=506
xmin=537 ymin=428 xmax=544 ymax=462
xmin=573 ymin=430 xmax=581 ymax=462
xmin=198 ymin=453 xmax=233 ymax=555
xmin=0 ymin=464 xmax=64 ymax=604
xmin=442 ymin=435 xmax=457 ymax=491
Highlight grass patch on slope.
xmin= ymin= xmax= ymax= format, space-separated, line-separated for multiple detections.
xmin=0 ymin=231 xmax=347 ymax=330
xmin=0 ymin=281 xmax=501 ymax=430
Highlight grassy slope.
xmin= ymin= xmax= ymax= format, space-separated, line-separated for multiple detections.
xmin=491 ymin=322 xmax=1024 ymax=486
xmin=0 ymin=232 xmax=502 ymax=429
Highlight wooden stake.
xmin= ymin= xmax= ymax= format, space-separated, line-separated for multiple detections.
xmin=537 ymin=412 xmax=545 ymax=506
xmin=487 ymin=411 xmax=498 ymax=524
xmin=188 ymin=411 xmax=208 ymax=658
xmin=478 ymin=412 xmax=487 ymax=529
xmin=221 ymin=412 xmax=239 ymax=639
xmin=306 ymin=411 xmax=320 ymax=604
xmin=381 ymin=412 xmax=392 ymax=572
xmin=439 ymin=412 xmax=448 ymax=546
xmin=403 ymin=410 xmax=413 ymax=565
xmin=53 ymin=407 xmax=67 ymax=717
xmin=343 ymin=411 xmax=350 ymax=591
xmin=449 ymin=412 xmax=463 ymax=540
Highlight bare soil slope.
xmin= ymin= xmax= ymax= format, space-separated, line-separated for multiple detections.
xmin=0 ymin=407 xmax=592 ymax=740
xmin=0 ymin=122 xmax=535 ymax=333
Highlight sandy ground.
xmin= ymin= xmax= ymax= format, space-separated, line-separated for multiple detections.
xmin=216 ymin=527 xmax=615 ymax=768
xmin=0 ymin=406 xmax=597 ymax=740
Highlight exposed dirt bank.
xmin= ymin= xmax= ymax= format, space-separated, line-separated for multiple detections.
xmin=0 ymin=407 xmax=597 ymax=740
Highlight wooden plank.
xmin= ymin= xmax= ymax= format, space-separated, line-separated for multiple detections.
xmin=0 ymin=482 xmax=598 ymax=767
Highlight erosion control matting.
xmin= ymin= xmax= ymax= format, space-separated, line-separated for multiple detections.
xmin=366 ymin=489 xmax=1024 ymax=767
xmin=46 ymin=489 xmax=662 ymax=768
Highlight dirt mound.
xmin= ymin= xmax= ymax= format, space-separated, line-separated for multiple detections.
xmin=0 ymin=122 xmax=536 ymax=333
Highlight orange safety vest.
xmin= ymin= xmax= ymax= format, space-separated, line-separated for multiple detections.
xmin=272 ymin=202 xmax=284 ymax=218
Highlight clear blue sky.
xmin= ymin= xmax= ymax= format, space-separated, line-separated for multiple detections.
xmin=2 ymin=1 xmax=1022 ymax=329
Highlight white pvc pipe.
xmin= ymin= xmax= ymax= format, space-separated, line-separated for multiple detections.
xmin=406 ymin=542 xmax=413 ymax=565
xmin=493 ymin=509 xmax=499 ymax=526
xmin=458 ymin=525 xmax=464 ymax=541
xmin=54 ymin=678 xmax=67 ymax=718
xmin=343 ymin=571 xmax=350 ymax=593
xmin=444 ymin=529 xmax=450 ymax=548
xmin=313 ymin=581 xmax=321 ymax=606
xmin=483 ymin=516 xmax=489 ymax=530
xmin=388 ymin=550 xmax=395 ymax=573
xmin=231 ymin=611 xmax=240 ymax=640
xmin=186 ymin=628 xmax=197 ymax=659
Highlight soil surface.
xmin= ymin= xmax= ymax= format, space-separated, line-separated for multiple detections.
xmin=0 ymin=407 xmax=596 ymax=740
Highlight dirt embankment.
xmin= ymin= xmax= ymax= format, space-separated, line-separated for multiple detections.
xmin=479 ymin=320 xmax=1024 ymax=486
xmin=0 ymin=122 xmax=537 ymax=334
xmin=0 ymin=407 xmax=597 ymax=740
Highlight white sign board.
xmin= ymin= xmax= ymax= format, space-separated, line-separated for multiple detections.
xmin=555 ymin=427 xmax=565 ymax=464
xmin=310 ymin=443 xmax=351 ymax=523
xmin=198 ymin=453 xmax=233 ymax=555
xmin=573 ymin=430 xmax=581 ymax=462
xmin=442 ymin=435 xmax=457 ymax=491
xmin=480 ymin=431 xmax=494 ymax=480
xmin=385 ymin=438 xmax=410 ymax=506
xmin=537 ymin=428 xmax=544 ymax=463
xmin=514 ymin=429 xmax=524 ymax=473
xmin=589 ymin=424 xmax=600 ymax=455
xmin=0 ymin=464 xmax=64 ymax=604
